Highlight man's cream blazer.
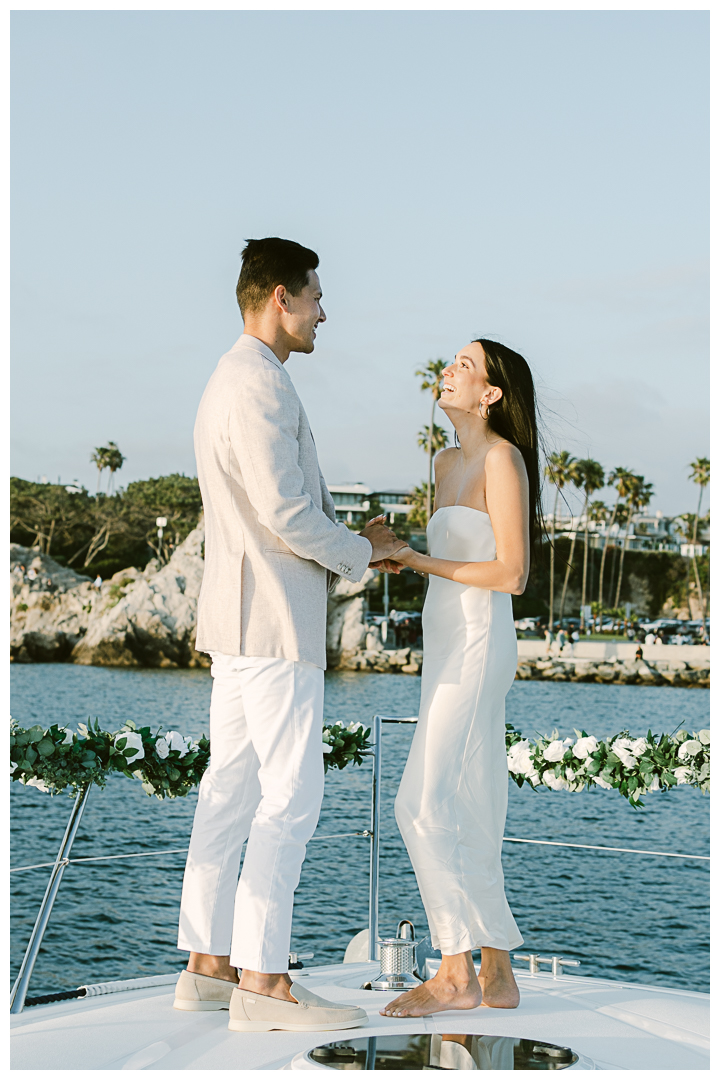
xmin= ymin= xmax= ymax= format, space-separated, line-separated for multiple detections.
xmin=194 ymin=334 xmax=372 ymax=669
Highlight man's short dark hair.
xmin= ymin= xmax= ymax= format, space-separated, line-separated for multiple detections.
xmin=236 ymin=238 xmax=319 ymax=318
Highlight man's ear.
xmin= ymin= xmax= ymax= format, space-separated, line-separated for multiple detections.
xmin=273 ymin=284 xmax=289 ymax=314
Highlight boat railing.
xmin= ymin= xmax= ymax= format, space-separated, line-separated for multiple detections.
xmin=9 ymin=714 xmax=709 ymax=1014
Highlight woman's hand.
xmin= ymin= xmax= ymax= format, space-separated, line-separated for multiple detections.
xmin=369 ymin=546 xmax=416 ymax=574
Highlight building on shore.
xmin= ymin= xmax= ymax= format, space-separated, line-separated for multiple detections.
xmin=326 ymin=484 xmax=414 ymax=527
xmin=543 ymin=509 xmax=709 ymax=555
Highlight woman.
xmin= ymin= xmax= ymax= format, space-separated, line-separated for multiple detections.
xmin=380 ymin=338 xmax=542 ymax=1018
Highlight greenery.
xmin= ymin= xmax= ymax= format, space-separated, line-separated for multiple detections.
xmin=10 ymin=473 xmax=203 ymax=579
xmin=506 ymin=723 xmax=710 ymax=807
xmin=512 ymin=536 xmax=709 ymax=623
xmin=11 ymin=716 xmax=708 ymax=810
xmin=10 ymin=717 xmax=374 ymax=798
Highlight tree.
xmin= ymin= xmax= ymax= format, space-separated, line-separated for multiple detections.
xmin=104 ymin=441 xmax=126 ymax=494
xmin=571 ymin=461 xmax=606 ymax=629
xmin=596 ymin=466 xmax=633 ymax=623
xmin=689 ymin=457 xmax=710 ymax=637
xmin=416 ymin=360 xmax=447 ymax=529
xmin=544 ymin=450 xmax=576 ymax=630
xmin=407 ymin=483 xmax=433 ymax=530
xmin=417 ymin=424 xmax=449 ymax=455
xmin=614 ymin=476 xmax=654 ymax=609
xmin=90 ymin=446 xmax=110 ymax=493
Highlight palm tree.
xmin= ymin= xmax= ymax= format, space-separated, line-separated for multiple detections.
xmin=557 ymin=462 xmax=584 ymax=625
xmin=104 ymin=441 xmax=126 ymax=494
xmin=596 ymin=466 xmax=633 ymax=622
xmin=544 ymin=450 xmax=576 ymax=630
xmin=572 ymin=461 xmax=606 ymax=630
xmin=417 ymin=424 xmax=449 ymax=455
xmin=613 ymin=476 xmax=654 ymax=610
xmin=416 ymin=359 xmax=447 ymax=528
xmin=90 ymin=445 xmax=110 ymax=493
xmin=689 ymin=457 xmax=710 ymax=637
xmin=586 ymin=500 xmax=609 ymax=625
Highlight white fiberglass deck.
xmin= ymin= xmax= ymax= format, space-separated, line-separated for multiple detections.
xmin=10 ymin=961 xmax=709 ymax=1071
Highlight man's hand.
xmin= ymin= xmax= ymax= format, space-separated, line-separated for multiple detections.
xmin=359 ymin=516 xmax=406 ymax=563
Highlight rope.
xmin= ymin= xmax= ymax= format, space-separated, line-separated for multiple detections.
xmin=10 ymin=831 xmax=372 ymax=874
xmin=24 ymin=988 xmax=86 ymax=1007
xmin=502 ymin=836 xmax=709 ymax=860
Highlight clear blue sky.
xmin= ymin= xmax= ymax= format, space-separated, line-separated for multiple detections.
xmin=11 ymin=10 xmax=709 ymax=516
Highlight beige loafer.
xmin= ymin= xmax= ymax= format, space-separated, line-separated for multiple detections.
xmin=173 ymin=969 xmax=238 ymax=1011
xmin=228 ymin=981 xmax=368 ymax=1032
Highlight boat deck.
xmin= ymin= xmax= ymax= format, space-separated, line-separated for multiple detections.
xmin=10 ymin=962 xmax=709 ymax=1071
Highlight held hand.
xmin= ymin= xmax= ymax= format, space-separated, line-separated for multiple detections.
xmin=359 ymin=519 xmax=405 ymax=562
xmin=369 ymin=559 xmax=403 ymax=574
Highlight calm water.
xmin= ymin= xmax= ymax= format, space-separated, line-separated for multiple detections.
xmin=10 ymin=666 xmax=709 ymax=997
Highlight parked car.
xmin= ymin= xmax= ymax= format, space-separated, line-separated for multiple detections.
xmin=514 ymin=616 xmax=543 ymax=632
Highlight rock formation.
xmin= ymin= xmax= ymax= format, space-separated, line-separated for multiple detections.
xmin=11 ymin=527 xmax=377 ymax=670
xmin=11 ymin=527 xmax=207 ymax=668
xmin=9 ymin=537 xmax=710 ymax=686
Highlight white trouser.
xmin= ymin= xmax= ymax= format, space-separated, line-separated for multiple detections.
xmin=177 ymin=653 xmax=325 ymax=972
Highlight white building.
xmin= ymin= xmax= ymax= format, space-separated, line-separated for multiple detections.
xmin=326 ymin=484 xmax=413 ymax=528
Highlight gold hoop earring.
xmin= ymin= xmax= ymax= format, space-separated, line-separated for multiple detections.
xmin=480 ymin=402 xmax=490 ymax=420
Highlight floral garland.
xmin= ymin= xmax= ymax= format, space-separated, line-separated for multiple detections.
xmin=10 ymin=717 xmax=372 ymax=799
xmin=506 ymin=724 xmax=710 ymax=807
xmin=10 ymin=716 xmax=708 ymax=807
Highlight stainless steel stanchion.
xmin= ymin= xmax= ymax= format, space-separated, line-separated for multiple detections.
xmin=367 ymin=715 xmax=382 ymax=962
xmin=10 ymin=783 xmax=92 ymax=1014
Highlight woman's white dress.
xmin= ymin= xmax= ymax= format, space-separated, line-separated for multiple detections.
xmin=395 ymin=505 xmax=523 ymax=955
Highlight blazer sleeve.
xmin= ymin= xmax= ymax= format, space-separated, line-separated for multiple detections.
xmin=229 ymin=365 xmax=372 ymax=582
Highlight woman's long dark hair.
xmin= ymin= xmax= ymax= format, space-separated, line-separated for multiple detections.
xmin=474 ymin=338 xmax=543 ymax=563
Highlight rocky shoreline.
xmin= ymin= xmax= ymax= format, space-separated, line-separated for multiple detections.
xmin=334 ymin=647 xmax=709 ymax=687
xmin=10 ymin=533 xmax=709 ymax=688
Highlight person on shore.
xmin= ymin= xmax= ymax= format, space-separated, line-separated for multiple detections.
xmin=544 ymin=626 xmax=553 ymax=654
xmin=635 ymin=645 xmax=644 ymax=661
xmin=174 ymin=238 xmax=402 ymax=1033
xmin=377 ymin=338 xmax=538 ymax=1017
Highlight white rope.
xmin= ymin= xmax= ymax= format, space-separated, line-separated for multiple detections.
xmin=10 ymin=831 xmax=372 ymax=873
xmin=11 ymin=833 xmax=707 ymax=873
xmin=502 ymin=836 xmax=709 ymax=860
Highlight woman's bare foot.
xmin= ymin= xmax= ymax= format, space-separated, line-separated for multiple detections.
xmin=477 ymin=946 xmax=520 ymax=1009
xmin=380 ymin=950 xmax=482 ymax=1018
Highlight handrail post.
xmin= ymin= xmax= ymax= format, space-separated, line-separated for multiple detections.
xmin=10 ymin=783 xmax=92 ymax=1014
xmin=368 ymin=715 xmax=382 ymax=962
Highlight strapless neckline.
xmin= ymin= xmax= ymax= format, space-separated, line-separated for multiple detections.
xmin=432 ymin=505 xmax=490 ymax=519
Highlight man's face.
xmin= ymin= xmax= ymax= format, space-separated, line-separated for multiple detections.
xmin=283 ymin=269 xmax=326 ymax=353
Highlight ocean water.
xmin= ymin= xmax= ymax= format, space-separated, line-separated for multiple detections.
xmin=10 ymin=665 xmax=709 ymax=997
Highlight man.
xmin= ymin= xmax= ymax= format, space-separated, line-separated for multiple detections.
xmin=174 ymin=238 xmax=402 ymax=1032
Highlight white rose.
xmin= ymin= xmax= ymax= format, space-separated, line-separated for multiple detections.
xmin=573 ymin=735 xmax=598 ymax=759
xmin=322 ymin=743 xmax=333 ymax=755
xmin=565 ymin=766 xmax=576 ymax=781
xmin=678 ymin=739 xmax=703 ymax=761
xmin=543 ymin=739 xmax=567 ymax=762
xmin=346 ymin=721 xmax=361 ymax=734
xmin=60 ymin=728 xmax=74 ymax=745
xmin=673 ymin=766 xmax=692 ymax=785
xmin=593 ymin=776 xmax=613 ymax=790
xmin=543 ymin=772 xmax=569 ymax=791
xmin=164 ymin=731 xmax=189 ymax=758
xmin=25 ymin=777 xmax=50 ymax=793
xmin=155 ymin=737 xmax=169 ymax=760
xmin=630 ymin=738 xmax=647 ymax=757
xmin=698 ymin=729 xmax=710 ymax=745
xmin=114 ymin=730 xmax=145 ymax=764
xmin=648 ymin=774 xmax=661 ymax=793
xmin=611 ymin=738 xmax=637 ymax=769
xmin=507 ymin=740 xmax=534 ymax=776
